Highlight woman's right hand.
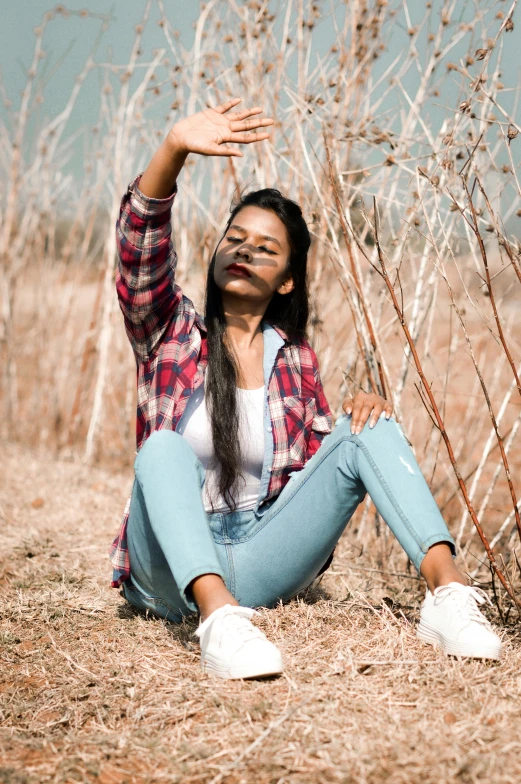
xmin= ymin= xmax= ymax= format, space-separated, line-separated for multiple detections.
xmin=167 ymin=97 xmax=274 ymax=158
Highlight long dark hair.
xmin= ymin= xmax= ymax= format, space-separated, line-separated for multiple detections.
xmin=203 ymin=187 xmax=311 ymax=511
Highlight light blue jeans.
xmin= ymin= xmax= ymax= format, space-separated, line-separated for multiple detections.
xmin=123 ymin=415 xmax=456 ymax=622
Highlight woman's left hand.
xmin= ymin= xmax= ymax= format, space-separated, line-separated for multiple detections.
xmin=342 ymin=391 xmax=393 ymax=434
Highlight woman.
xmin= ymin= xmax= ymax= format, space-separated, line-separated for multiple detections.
xmin=110 ymin=98 xmax=501 ymax=680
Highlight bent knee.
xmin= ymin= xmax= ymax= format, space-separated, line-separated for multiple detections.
xmin=135 ymin=428 xmax=188 ymax=467
xmin=330 ymin=413 xmax=352 ymax=437
xmin=349 ymin=416 xmax=416 ymax=457
xmin=334 ymin=413 xmax=404 ymax=443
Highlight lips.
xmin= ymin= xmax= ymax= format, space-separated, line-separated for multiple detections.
xmin=225 ymin=262 xmax=252 ymax=278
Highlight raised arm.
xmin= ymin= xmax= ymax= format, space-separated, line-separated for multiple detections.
xmin=116 ymin=98 xmax=274 ymax=362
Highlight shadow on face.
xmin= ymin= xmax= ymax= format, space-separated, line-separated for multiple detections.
xmin=213 ymin=206 xmax=294 ymax=303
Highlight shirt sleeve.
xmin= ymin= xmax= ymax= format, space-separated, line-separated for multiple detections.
xmin=115 ymin=172 xmax=183 ymax=362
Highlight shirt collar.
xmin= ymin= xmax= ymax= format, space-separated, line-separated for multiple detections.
xmin=195 ymin=312 xmax=207 ymax=334
xmin=264 ymin=321 xmax=289 ymax=342
xmin=261 ymin=320 xmax=286 ymax=389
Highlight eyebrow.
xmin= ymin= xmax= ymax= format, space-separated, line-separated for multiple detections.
xmin=228 ymin=224 xmax=282 ymax=249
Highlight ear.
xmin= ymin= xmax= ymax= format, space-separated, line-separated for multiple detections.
xmin=277 ymin=276 xmax=294 ymax=296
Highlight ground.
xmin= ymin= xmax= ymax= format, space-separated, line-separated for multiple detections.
xmin=1 ymin=443 xmax=520 ymax=784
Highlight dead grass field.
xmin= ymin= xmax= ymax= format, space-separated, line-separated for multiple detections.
xmin=1 ymin=442 xmax=521 ymax=784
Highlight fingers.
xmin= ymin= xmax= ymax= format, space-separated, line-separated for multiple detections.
xmin=368 ymin=402 xmax=384 ymax=429
xmin=213 ymin=97 xmax=243 ymax=114
xmin=348 ymin=393 xmax=393 ymax=434
xmin=228 ymin=130 xmax=272 ymax=144
xmin=342 ymin=398 xmax=353 ymax=415
xmin=228 ymin=107 xmax=266 ymax=122
xmin=229 ymin=116 xmax=274 ymax=132
xmin=208 ymin=127 xmax=272 ymax=157
xmin=213 ymin=98 xmax=265 ymax=119
xmin=214 ymin=99 xmax=274 ymax=128
xmin=351 ymin=401 xmax=374 ymax=434
xmin=208 ymin=145 xmax=244 ymax=157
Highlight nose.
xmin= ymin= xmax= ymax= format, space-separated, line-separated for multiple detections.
xmin=234 ymin=244 xmax=252 ymax=262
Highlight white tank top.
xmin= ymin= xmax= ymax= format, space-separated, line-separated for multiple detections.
xmin=176 ymin=384 xmax=265 ymax=513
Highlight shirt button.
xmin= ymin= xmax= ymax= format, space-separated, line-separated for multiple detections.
xmin=267 ymin=427 xmax=272 ymax=433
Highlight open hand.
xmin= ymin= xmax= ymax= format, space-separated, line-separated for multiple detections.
xmin=342 ymin=391 xmax=393 ymax=434
xmin=168 ymin=97 xmax=274 ymax=158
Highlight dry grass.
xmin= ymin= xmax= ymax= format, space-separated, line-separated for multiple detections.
xmin=2 ymin=442 xmax=521 ymax=784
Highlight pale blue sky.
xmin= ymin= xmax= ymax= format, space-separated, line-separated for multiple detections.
xmin=2 ymin=1 xmax=519 ymax=211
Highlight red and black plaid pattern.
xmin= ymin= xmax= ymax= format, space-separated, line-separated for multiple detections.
xmin=109 ymin=174 xmax=333 ymax=587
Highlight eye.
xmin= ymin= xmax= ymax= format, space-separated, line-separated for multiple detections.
xmin=227 ymin=236 xmax=276 ymax=254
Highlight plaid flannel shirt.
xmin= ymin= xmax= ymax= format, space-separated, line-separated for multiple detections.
xmin=109 ymin=173 xmax=333 ymax=587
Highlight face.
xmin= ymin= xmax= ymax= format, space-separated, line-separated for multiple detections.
xmin=213 ymin=206 xmax=294 ymax=307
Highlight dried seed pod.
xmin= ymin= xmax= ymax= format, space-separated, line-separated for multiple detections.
xmin=507 ymin=125 xmax=519 ymax=141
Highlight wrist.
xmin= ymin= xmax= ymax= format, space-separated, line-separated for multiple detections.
xmin=165 ymin=127 xmax=190 ymax=158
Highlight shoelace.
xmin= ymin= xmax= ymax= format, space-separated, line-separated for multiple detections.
xmin=221 ymin=608 xmax=267 ymax=644
xmin=433 ymin=583 xmax=493 ymax=628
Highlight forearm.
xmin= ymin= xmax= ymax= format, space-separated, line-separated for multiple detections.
xmin=138 ymin=132 xmax=189 ymax=199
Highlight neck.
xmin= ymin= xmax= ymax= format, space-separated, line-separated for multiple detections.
xmin=221 ymin=293 xmax=268 ymax=349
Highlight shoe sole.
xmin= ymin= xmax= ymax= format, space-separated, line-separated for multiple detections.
xmin=417 ymin=619 xmax=501 ymax=660
xmin=201 ymin=653 xmax=284 ymax=680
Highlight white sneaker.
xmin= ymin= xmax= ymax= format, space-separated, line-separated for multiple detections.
xmin=417 ymin=582 xmax=502 ymax=660
xmin=194 ymin=604 xmax=284 ymax=680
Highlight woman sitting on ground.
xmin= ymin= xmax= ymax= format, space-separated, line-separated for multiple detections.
xmin=110 ymin=97 xmax=501 ymax=679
